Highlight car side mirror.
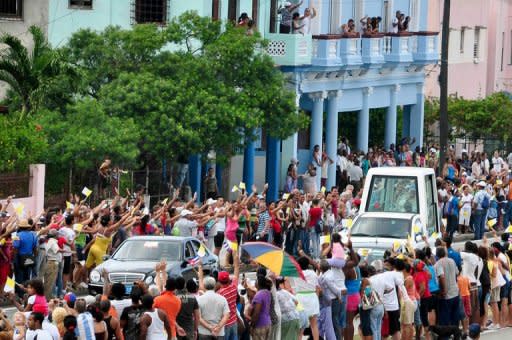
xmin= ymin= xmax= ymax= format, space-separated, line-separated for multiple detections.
xmin=102 ymin=255 xmax=111 ymax=261
xmin=180 ymin=260 xmax=188 ymax=269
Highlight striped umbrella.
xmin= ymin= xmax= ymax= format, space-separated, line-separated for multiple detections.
xmin=241 ymin=242 xmax=305 ymax=279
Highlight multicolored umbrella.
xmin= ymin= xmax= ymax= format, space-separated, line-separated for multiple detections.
xmin=241 ymin=242 xmax=305 ymax=279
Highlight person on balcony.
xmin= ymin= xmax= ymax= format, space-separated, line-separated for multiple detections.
xmin=390 ymin=10 xmax=401 ymax=33
xmin=359 ymin=16 xmax=370 ymax=35
xmin=370 ymin=17 xmax=382 ymax=33
xmin=292 ymin=13 xmax=305 ymax=34
xmin=340 ymin=19 xmax=358 ymax=37
xmin=299 ymin=7 xmax=316 ymax=34
xmin=278 ymin=1 xmax=303 ymax=34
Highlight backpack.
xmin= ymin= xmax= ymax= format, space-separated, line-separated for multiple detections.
xmin=481 ymin=194 xmax=490 ymax=209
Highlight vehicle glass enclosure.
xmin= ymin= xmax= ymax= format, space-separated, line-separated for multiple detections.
xmin=366 ymin=176 xmax=419 ymax=214
xmin=350 ymin=217 xmax=412 ymax=238
xmin=425 ymin=174 xmax=439 ymax=235
xmin=113 ymin=240 xmax=181 ymax=261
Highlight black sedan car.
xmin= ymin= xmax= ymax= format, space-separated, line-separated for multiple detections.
xmin=88 ymin=236 xmax=218 ymax=295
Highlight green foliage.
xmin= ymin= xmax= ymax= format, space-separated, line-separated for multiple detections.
xmin=0 ymin=26 xmax=77 ymax=117
xmin=424 ymin=92 xmax=512 ymax=141
xmin=0 ymin=115 xmax=47 ymax=172
xmin=36 ymin=100 xmax=140 ymax=171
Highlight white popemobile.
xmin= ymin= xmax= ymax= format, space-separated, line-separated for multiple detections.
xmin=348 ymin=167 xmax=442 ymax=261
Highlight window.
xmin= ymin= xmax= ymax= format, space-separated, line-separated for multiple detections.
xmin=212 ymin=0 xmax=220 ymax=20
xmin=425 ymin=174 xmax=438 ymax=235
xmin=510 ymin=30 xmax=512 ymax=64
xmin=366 ymin=175 xmax=419 ymax=214
xmin=0 ymin=0 xmax=22 ymax=18
xmin=460 ymin=28 xmax=465 ymax=54
xmin=69 ymin=0 xmax=92 ymax=8
xmin=134 ymin=0 xmax=168 ymax=24
xmin=350 ymin=217 xmax=412 ymax=239
xmin=474 ymin=27 xmax=480 ymax=59
xmin=501 ymin=32 xmax=505 ymax=71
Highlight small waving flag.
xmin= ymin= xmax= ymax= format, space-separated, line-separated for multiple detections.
xmin=66 ymin=201 xmax=74 ymax=210
xmin=223 ymin=239 xmax=238 ymax=252
xmin=82 ymin=187 xmax=93 ymax=197
xmin=197 ymin=244 xmax=207 ymax=257
xmin=188 ymin=256 xmax=200 ymax=266
xmin=4 ymin=277 xmax=14 ymax=293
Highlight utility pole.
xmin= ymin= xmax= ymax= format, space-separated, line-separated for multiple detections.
xmin=439 ymin=0 xmax=451 ymax=174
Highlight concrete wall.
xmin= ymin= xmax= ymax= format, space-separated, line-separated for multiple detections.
xmin=0 ymin=0 xmax=49 ymax=99
xmin=0 ymin=164 xmax=46 ymax=217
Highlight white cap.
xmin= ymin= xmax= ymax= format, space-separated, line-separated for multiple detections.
xmin=429 ymin=148 xmax=436 ymax=153
xmin=206 ymin=198 xmax=217 ymax=205
xmin=461 ymin=149 xmax=468 ymax=154
xmin=477 ymin=181 xmax=487 ymax=187
xmin=290 ymin=157 xmax=298 ymax=164
xmin=283 ymin=1 xmax=292 ymax=6
xmin=180 ymin=209 xmax=193 ymax=217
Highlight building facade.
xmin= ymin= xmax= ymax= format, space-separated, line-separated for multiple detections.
xmin=0 ymin=0 xmax=50 ymax=99
xmin=10 ymin=0 xmax=437 ymax=201
xmin=425 ymin=0 xmax=512 ymax=99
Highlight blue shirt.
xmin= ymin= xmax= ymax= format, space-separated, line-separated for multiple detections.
xmin=447 ymin=247 xmax=462 ymax=270
xmin=13 ymin=230 xmax=37 ymax=256
xmin=427 ymin=265 xmax=439 ymax=293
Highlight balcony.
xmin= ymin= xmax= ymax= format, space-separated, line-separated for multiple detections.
xmin=266 ymin=33 xmax=312 ymax=66
xmin=412 ymin=32 xmax=439 ymax=62
xmin=266 ymin=32 xmax=439 ymax=67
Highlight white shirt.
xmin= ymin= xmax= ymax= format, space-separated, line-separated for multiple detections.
xmin=59 ymin=226 xmax=75 ymax=257
xmin=337 ymin=156 xmax=348 ymax=172
xmin=492 ymin=157 xmax=504 ymax=173
xmin=197 ymin=291 xmax=230 ymax=336
xmin=390 ymin=17 xmax=399 ymax=33
xmin=45 ymin=238 xmax=61 ymax=262
xmin=111 ymin=298 xmax=132 ymax=316
xmin=370 ymin=271 xmax=404 ymax=312
xmin=290 ymin=269 xmax=319 ymax=293
xmin=348 ymin=165 xmax=363 ymax=182
xmin=26 ymin=329 xmax=54 ymax=340
xmin=175 ymin=218 xmax=198 ymax=237
xmin=302 ymin=16 xmax=311 ymax=34
xmin=461 ymin=252 xmax=482 ymax=284
xmin=214 ymin=207 xmax=226 ymax=232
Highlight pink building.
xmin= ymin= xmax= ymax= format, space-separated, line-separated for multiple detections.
xmin=425 ymin=0 xmax=512 ymax=99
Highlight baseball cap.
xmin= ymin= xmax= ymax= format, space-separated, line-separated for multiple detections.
xmin=218 ymin=271 xmax=230 ymax=284
xmin=64 ymin=292 xmax=77 ymax=305
xmin=180 ymin=209 xmax=193 ymax=217
xmin=477 ymin=181 xmax=486 ymax=187
xmin=468 ymin=323 xmax=480 ymax=338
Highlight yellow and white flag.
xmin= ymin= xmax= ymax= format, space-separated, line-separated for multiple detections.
xmin=4 ymin=277 xmax=14 ymax=293
xmin=82 ymin=187 xmax=93 ymax=197
xmin=197 ymin=244 xmax=207 ymax=257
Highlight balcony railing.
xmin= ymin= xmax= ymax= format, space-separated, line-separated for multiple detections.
xmin=267 ymin=32 xmax=438 ymax=67
xmin=266 ymin=33 xmax=312 ymax=66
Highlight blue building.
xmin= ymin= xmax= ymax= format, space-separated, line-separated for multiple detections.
xmin=47 ymin=0 xmax=438 ymax=201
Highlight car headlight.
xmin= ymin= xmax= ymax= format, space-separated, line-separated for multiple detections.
xmin=90 ymin=270 xmax=101 ymax=283
xmin=145 ymin=275 xmax=154 ymax=285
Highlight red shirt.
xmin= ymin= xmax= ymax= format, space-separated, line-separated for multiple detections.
xmin=413 ymin=270 xmax=431 ymax=298
xmin=308 ymin=207 xmax=323 ymax=228
xmin=217 ymin=278 xmax=239 ymax=326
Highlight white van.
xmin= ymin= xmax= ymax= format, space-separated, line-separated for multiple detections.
xmin=349 ymin=167 xmax=441 ymax=258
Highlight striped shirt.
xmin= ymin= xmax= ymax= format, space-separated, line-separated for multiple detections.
xmin=76 ymin=312 xmax=95 ymax=340
xmin=257 ymin=211 xmax=270 ymax=234
xmin=217 ymin=278 xmax=239 ymax=326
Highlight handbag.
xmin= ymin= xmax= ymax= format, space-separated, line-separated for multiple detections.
xmin=361 ymin=288 xmax=382 ymax=310
xmin=314 ymin=219 xmax=323 ymax=234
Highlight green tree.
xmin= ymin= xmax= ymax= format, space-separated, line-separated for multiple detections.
xmin=66 ymin=12 xmax=307 ymax=163
xmin=0 ymin=26 xmax=77 ymax=117
xmin=0 ymin=115 xmax=47 ymax=172
xmin=424 ymin=92 xmax=512 ymax=142
xmin=36 ymin=99 xmax=140 ymax=172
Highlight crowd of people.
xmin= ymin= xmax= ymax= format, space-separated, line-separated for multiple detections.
xmin=277 ymin=1 xmax=411 ymax=36
xmin=0 ymin=136 xmax=511 ymax=339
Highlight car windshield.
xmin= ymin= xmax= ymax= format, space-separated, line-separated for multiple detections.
xmin=366 ymin=175 xmax=419 ymax=214
xmin=351 ymin=217 xmax=411 ymax=238
xmin=113 ymin=240 xmax=182 ymax=261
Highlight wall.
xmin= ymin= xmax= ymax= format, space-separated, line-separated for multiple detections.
xmin=0 ymin=0 xmax=49 ymax=99
xmin=424 ymin=0 xmax=491 ymax=99
xmin=0 ymin=164 xmax=46 ymax=217
xmin=425 ymin=0 xmax=512 ymax=99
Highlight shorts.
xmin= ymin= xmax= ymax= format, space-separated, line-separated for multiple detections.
xmin=428 ymin=292 xmax=438 ymax=311
xmin=490 ymin=287 xmax=501 ymax=303
xmin=62 ymin=256 xmax=72 ymax=275
xmin=400 ymin=299 xmax=417 ymax=325
xmin=420 ymin=297 xmax=432 ymax=327
xmin=213 ymin=232 xmax=225 ymax=248
xmin=461 ymin=295 xmax=471 ymax=318
xmin=359 ymin=307 xmax=372 ymax=336
xmin=500 ymin=281 xmax=510 ymax=300
xmin=387 ymin=309 xmax=401 ymax=335
xmin=459 ymin=209 xmax=471 ymax=226
xmin=347 ymin=293 xmax=360 ymax=312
